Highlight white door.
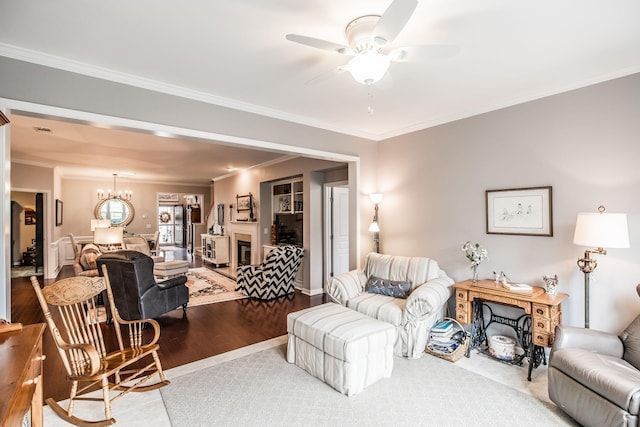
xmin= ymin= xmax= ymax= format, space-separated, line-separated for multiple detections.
xmin=326 ymin=186 xmax=350 ymax=279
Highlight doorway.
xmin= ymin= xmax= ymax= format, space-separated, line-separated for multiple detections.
xmin=324 ymin=183 xmax=350 ymax=286
xmin=10 ymin=191 xmax=45 ymax=277
xmin=158 ymin=204 xmax=185 ymax=246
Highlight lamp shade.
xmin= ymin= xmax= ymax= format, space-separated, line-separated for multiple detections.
xmin=93 ymin=227 xmax=124 ymax=245
xmin=369 ymin=193 xmax=383 ymax=204
xmin=90 ymin=219 xmax=111 ymax=231
xmin=573 ymin=212 xmax=630 ymax=249
xmin=368 ymin=221 xmax=380 ymax=233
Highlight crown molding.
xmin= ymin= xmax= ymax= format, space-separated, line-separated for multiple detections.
xmin=0 ymin=43 xmax=379 ymax=140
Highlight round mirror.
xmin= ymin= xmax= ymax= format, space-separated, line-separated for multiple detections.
xmin=94 ymin=199 xmax=134 ymax=227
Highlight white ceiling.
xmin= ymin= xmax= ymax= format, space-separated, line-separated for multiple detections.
xmin=2 ymin=0 xmax=640 ymax=183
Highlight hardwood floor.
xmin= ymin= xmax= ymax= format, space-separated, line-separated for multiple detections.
xmin=11 ymin=249 xmax=328 ymax=402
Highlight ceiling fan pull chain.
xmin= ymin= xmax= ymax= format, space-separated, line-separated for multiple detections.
xmin=367 ymin=91 xmax=375 ymax=115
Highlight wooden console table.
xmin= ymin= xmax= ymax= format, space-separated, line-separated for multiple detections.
xmin=0 ymin=323 xmax=46 ymax=427
xmin=453 ymin=280 xmax=568 ymax=380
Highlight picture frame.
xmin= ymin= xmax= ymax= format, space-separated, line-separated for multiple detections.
xmin=158 ymin=193 xmax=179 ymax=203
xmin=486 ymin=186 xmax=552 ymax=236
xmin=24 ymin=207 xmax=36 ymax=225
xmin=55 ymin=199 xmax=63 ymax=226
xmin=236 ymin=193 xmax=253 ymax=212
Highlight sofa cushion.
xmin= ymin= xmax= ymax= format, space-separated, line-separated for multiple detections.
xmin=347 ymin=293 xmax=406 ymax=326
xmin=621 ymin=314 xmax=640 ymax=370
xmin=79 ymin=244 xmax=102 ymax=270
xmin=363 ymin=253 xmax=440 ymax=292
xmin=552 ymin=347 xmax=640 ymax=413
xmin=365 ymin=276 xmax=411 ymax=299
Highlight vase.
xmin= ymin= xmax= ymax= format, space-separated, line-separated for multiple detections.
xmin=471 ymin=265 xmax=479 ymax=283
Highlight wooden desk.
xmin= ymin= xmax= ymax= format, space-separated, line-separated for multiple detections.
xmin=454 ymin=280 xmax=568 ymax=379
xmin=0 ymin=324 xmax=46 ymax=427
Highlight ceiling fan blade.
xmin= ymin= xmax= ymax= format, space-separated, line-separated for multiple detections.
xmin=305 ymin=66 xmax=348 ymax=85
xmin=372 ymin=0 xmax=418 ymax=47
xmin=286 ymin=34 xmax=354 ymax=55
xmin=389 ymin=44 xmax=460 ymax=62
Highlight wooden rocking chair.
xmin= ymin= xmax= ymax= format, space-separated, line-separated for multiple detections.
xmin=30 ymin=264 xmax=170 ymax=426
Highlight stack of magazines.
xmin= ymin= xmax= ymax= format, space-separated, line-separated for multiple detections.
xmin=427 ymin=319 xmax=460 ymax=355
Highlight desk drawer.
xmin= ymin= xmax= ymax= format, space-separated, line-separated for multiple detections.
xmin=533 ymin=331 xmax=551 ymax=347
xmin=456 ymin=289 xmax=468 ymax=301
xmin=455 ymin=312 xmax=469 ymax=324
xmin=534 ymin=317 xmax=551 ymax=333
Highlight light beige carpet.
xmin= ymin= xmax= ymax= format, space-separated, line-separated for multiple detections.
xmin=160 ymin=343 xmax=578 ymax=427
xmin=186 ymin=267 xmax=247 ymax=306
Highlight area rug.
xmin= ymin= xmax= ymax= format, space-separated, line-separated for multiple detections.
xmin=11 ymin=266 xmax=44 ymax=278
xmin=160 ymin=342 xmax=578 ymax=427
xmin=186 ymin=267 xmax=247 ymax=306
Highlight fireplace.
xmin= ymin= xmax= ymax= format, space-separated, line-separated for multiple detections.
xmin=237 ymin=239 xmax=251 ymax=266
xmin=228 ymin=221 xmax=259 ymax=269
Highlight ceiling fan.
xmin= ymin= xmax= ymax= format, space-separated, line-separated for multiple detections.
xmin=286 ymin=0 xmax=458 ymax=86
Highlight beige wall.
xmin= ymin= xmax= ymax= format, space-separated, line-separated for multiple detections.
xmin=61 ymin=178 xmax=211 ymax=238
xmin=377 ymin=73 xmax=640 ymax=333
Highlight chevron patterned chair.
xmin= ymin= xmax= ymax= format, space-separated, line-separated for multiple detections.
xmin=236 ymin=245 xmax=304 ymax=300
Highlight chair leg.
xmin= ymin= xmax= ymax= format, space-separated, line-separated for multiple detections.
xmin=182 ymin=303 xmax=187 ymax=312
xmin=102 ymin=376 xmax=112 ymax=421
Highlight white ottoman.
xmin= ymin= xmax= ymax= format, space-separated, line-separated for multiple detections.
xmin=153 ymin=260 xmax=189 ymax=279
xmin=287 ymin=303 xmax=396 ymax=396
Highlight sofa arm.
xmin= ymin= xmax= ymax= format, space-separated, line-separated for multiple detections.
xmin=327 ymin=270 xmax=367 ymax=305
xmin=551 ymin=325 xmax=624 ymax=360
xmin=404 ymin=276 xmax=454 ymax=321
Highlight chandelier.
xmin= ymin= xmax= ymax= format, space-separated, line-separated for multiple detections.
xmin=97 ymin=173 xmax=132 ymax=201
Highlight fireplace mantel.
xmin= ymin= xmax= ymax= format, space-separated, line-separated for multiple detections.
xmin=227 ymin=221 xmax=259 ymax=268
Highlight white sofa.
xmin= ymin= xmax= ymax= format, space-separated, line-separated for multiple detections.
xmin=327 ymin=253 xmax=454 ymax=359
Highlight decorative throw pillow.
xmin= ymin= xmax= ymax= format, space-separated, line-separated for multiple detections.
xmin=621 ymin=314 xmax=640 ymax=370
xmin=365 ymin=276 xmax=412 ymax=299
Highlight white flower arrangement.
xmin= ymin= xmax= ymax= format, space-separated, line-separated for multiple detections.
xmin=461 ymin=241 xmax=488 ymax=268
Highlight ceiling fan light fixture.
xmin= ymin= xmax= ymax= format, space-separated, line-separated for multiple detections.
xmin=347 ymin=51 xmax=391 ymax=85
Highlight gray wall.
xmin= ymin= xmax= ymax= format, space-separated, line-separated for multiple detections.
xmin=1 ymin=55 xmax=638 ymax=334
xmin=377 ymin=73 xmax=640 ymax=333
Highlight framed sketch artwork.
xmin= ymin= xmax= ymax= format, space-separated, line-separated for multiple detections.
xmin=55 ymin=199 xmax=63 ymax=226
xmin=486 ymin=186 xmax=552 ymax=236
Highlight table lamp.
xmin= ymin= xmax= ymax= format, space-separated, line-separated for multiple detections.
xmin=93 ymin=226 xmax=124 ymax=251
xmin=90 ymin=219 xmax=111 ymax=231
xmin=573 ymin=205 xmax=629 ymax=328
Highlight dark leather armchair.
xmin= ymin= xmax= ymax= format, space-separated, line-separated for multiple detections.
xmin=97 ymin=250 xmax=189 ymax=320
xmin=548 ymin=284 xmax=640 ymax=427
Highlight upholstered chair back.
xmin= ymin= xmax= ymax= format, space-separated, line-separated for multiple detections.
xmin=363 ymin=253 xmax=441 ymax=292
xmin=97 ymin=250 xmax=188 ymax=320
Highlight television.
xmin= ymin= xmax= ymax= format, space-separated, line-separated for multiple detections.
xmin=275 ymin=213 xmax=303 ymax=246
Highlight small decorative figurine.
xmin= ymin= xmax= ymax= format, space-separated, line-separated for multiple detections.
xmin=543 ymin=274 xmax=559 ymax=296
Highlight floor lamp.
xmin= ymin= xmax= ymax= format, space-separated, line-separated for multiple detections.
xmin=368 ymin=193 xmax=383 ymax=253
xmin=573 ymin=205 xmax=629 ymax=328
